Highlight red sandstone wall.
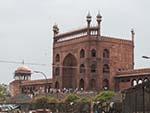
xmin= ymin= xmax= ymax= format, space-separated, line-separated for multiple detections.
xmin=53 ymin=35 xmax=133 ymax=91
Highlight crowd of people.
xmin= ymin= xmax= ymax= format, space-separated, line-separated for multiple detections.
xmin=26 ymin=87 xmax=98 ymax=99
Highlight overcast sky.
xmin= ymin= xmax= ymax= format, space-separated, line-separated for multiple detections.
xmin=0 ymin=0 xmax=150 ymax=84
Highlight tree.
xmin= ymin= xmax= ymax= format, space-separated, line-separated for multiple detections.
xmin=93 ymin=91 xmax=115 ymax=113
xmin=0 ymin=84 xmax=9 ymax=102
xmin=94 ymin=91 xmax=115 ymax=102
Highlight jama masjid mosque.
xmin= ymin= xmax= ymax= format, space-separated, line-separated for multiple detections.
xmin=10 ymin=12 xmax=150 ymax=97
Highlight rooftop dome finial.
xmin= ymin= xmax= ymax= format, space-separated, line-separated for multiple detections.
xmin=86 ymin=11 xmax=92 ymax=22
xmin=97 ymin=11 xmax=102 ymax=37
xmin=53 ymin=23 xmax=59 ymax=37
xmin=97 ymin=11 xmax=102 ymax=22
xmin=86 ymin=11 xmax=92 ymax=35
xmin=131 ymin=28 xmax=135 ymax=35
xmin=131 ymin=28 xmax=135 ymax=42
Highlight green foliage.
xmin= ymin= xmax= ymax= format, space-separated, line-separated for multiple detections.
xmin=33 ymin=95 xmax=59 ymax=109
xmin=48 ymin=96 xmax=59 ymax=103
xmin=79 ymin=97 xmax=91 ymax=104
xmin=0 ymin=84 xmax=8 ymax=102
xmin=64 ymin=93 xmax=80 ymax=103
xmin=94 ymin=91 xmax=115 ymax=103
xmin=34 ymin=96 xmax=49 ymax=109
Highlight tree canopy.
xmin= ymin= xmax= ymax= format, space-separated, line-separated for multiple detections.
xmin=0 ymin=84 xmax=9 ymax=102
xmin=94 ymin=91 xmax=115 ymax=103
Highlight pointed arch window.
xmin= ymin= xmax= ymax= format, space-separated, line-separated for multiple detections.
xmin=91 ymin=49 xmax=96 ymax=57
xmin=80 ymin=64 xmax=85 ymax=73
xmin=80 ymin=49 xmax=85 ymax=58
xmin=91 ymin=64 xmax=97 ymax=73
xmin=103 ymin=49 xmax=109 ymax=58
xmin=56 ymin=54 xmax=60 ymax=62
xmin=103 ymin=64 xmax=110 ymax=73
xmin=103 ymin=79 xmax=109 ymax=90
xmin=79 ymin=79 xmax=84 ymax=90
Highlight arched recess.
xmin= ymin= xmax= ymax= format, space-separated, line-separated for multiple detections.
xmin=103 ymin=49 xmax=109 ymax=58
xmin=103 ymin=79 xmax=109 ymax=90
xmin=56 ymin=54 xmax=60 ymax=62
xmin=55 ymin=81 xmax=59 ymax=89
xmin=79 ymin=79 xmax=84 ymax=90
xmin=90 ymin=79 xmax=96 ymax=90
xmin=80 ymin=64 xmax=85 ymax=73
xmin=103 ymin=64 xmax=110 ymax=73
xmin=62 ymin=53 xmax=77 ymax=89
xmin=131 ymin=79 xmax=137 ymax=86
xmin=80 ymin=49 xmax=85 ymax=58
xmin=91 ymin=49 xmax=96 ymax=57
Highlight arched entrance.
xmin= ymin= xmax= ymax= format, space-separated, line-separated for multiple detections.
xmin=55 ymin=81 xmax=59 ymax=89
xmin=62 ymin=53 xmax=77 ymax=89
xmin=79 ymin=79 xmax=84 ymax=90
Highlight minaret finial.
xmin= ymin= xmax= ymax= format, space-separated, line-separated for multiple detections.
xmin=131 ymin=28 xmax=135 ymax=42
xmin=86 ymin=11 xmax=92 ymax=22
xmin=53 ymin=23 xmax=59 ymax=37
xmin=96 ymin=11 xmax=102 ymax=37
xmin=86 ymin=11 xmax=92 ymax=35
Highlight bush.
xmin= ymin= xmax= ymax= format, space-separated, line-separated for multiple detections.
xmin=0 ymin=84 xmax=9 ymax=102
xmin=79 ymin=97 xmax=91 ymax=104
xmin=94 ymin=91 xmax=115 ymax=103
xmin=49 ymin=97 xmax=59 ymax=103
xmin=64 ymin=93 xmax=80 ymax=103
xmin=33 ymin=96 xmax=49 ymax=109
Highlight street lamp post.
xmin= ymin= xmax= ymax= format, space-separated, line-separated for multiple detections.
xmin=33 ymin=71 xmax=48 ymax=81
xmin=141 ymin=56 xmax=148 ymax=113
xmin=33 ymin=71 xmax=49 ymax=94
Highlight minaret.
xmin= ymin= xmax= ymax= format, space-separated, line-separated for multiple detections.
xmin=131 ymin=28 xmax=135 ymax=69
xmin=96 ymin=11 xmax=102 ymax=37
xmin=86 ymin=12 xmax=92 ymax=35
xmin=53 ymin=24 xmax=59 ymax=42
xmin=131 ymin=28 xmax=135 ymax=43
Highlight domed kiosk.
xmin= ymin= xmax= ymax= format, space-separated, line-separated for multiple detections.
xmin=10 ymin=65 xmax=32 ymax=97
xmin=14 ymin=65 xmax=32 ymax=81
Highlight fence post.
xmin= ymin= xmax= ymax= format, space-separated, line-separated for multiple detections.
xmin=143 ymin=86 xmax=145 ymax=113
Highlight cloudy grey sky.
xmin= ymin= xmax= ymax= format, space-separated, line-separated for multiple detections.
xmin=0 ymin=0 xmax=150 ymax=84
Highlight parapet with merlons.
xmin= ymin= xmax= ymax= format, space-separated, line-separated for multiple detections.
xmin=53 ymin=12 xmax=133 ymax=47
xmin=54 ymin=26 xmax=99 ymax=42
xmin=53 ymin=26 xmax=133 ymax=48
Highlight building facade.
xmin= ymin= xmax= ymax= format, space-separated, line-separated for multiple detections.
xmin=52 ymin=12 xmax=134 ymax=91
xmin=115 ymin=68 xmax=150 ymax=91
xmin=9 ymin=65 xmax=52 ymax=97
